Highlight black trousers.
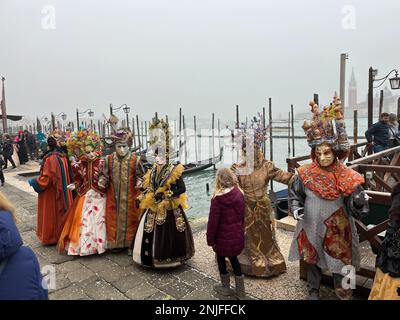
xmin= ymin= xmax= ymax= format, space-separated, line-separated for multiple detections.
xmin=0 ymin=170 xmax=4 ymax=183
xmin=217 ymin=255 xmax=242 ymax=277
xmin=3 ymin=155 xmax=16 ymax=168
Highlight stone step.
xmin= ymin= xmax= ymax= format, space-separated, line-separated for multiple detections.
xmin=276 ymin=215 xmax=297 ymax=232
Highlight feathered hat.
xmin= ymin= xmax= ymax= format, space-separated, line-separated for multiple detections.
xmin=148 ymin=118 xmax=172 ymax=161
xmin=49 ymin=129 xmax=67 ymax=145
xmin=237 ymin=113 xmax=269 ymax=151
xmin=302 ymin=94 xmax=349 ymax=152
xmin=66 ymin=129 xmax=103 ymax=159
xmin=111 ymin=128 xmax=133 ymax=147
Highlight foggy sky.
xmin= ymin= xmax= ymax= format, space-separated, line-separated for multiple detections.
xmin=0 ymin=0 xmax=399 ymax=124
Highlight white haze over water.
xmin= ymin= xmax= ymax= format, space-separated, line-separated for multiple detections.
xmin=1 ymin=0 xmax=400 ymax=123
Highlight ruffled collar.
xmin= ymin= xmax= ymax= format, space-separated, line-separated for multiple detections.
xmin=297 ymin=161 xmax=364 ymax=200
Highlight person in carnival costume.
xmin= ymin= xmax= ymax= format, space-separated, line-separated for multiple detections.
xmin=29 ymin=132 xmax=74 ymax=245
xmin=100 ymin=123 xmax=144 ymax=252
xmin=58 ymin=129 xmax=107 ymax=256
xmin=288 ymin=95 xmax=369 ymax=300
xmin=230 ymin=114 xmax=294 ymax=277
xmin=133 ymin=118 xmax=195 ymax=268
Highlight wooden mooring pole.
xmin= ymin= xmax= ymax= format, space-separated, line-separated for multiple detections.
xmin=291 ymin=104 xmax=295 ymax=157
xmin=262 ymin=107 xmax=266 ymax=155
xmin=354 ymin=110 xmax=358 ymax=145
xmin=194 ymin=115 xmax=198 ymax=163
xmin=136 ymin=115 xmax=141 ymax=149
xmin=132 ymin=117 xmax=137 ymax=149
xmin=379 ymin=90 xmax=384 ymax=117
xmin=288 ymin=111 xmax=291 ymax=156
xmin=269 ymin=98 xmax=273 ymax=191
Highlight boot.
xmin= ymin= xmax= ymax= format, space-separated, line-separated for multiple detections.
xmin=213 ymin=273 xmax=233 ymax=296
xmin=234 ymin=275 xmax=247 ymax=300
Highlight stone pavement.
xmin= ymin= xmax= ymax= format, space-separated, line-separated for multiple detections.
xmin=1 ymin=161 xmax=363 ymax=300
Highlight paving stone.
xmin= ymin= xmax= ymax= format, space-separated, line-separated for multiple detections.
xmin=66 ymin=266 xmax=96 ymax=283
xmin=78 ymin=253 xmax=110 ymax=269
xmin=49 ymin=273 xmax=71 ymax=293
xmin=113 ymin=274 xmax=145 ymax=293
xmin=35 ymin=245 xmax=75 ymax=264
xmin=147 ymin=272 xmax=178 ymax=288
xmin=81 ymin=279 xmax=128 ymax=300
xmin=182 ymin=290 xmax=218 ymax=300
xmin=177 ymin=269 xmax=208 ymax=285
xmin=56 ymin=261 xmax=83 ymax=274
xmin=194 ymin=276 xmax=219 ymax=289
xmin=146 ymin=290 xmax=175 ymax=300
xmin=107 ymin=252 xmax=134 ymax=267
xmin=125 ymin=282 xmax=159 ymax=299
xmin=20 ymin=230 xmax=42 ymax=249
xmin=49 ymin=284 xmax=90 ymax=300
xmin=158 ymin=278 xmax=196 ymax=300
xmin=35 ymin=253 xmax=51 ymax=269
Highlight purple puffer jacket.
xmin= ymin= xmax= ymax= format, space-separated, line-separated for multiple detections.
xmin=206 ymin=186 xmax=245 ymax=257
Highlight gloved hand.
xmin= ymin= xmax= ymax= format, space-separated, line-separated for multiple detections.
xmin=293 ymin=207 xmax=304 ymax=221
xmin=154 ymin=193 xmax=164 ymax=202
xmin=353 ymin=191 xmax=370 ymax=208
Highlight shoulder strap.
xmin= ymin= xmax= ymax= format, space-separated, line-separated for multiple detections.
xmin=0 ymin=258 xmax=8 ymax=275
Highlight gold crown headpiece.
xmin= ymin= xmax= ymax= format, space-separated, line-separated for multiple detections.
xmin=302 ymin=94 xmax=349 ymax=152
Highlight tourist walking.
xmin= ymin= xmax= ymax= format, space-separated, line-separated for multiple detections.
xmin=2 ymin=135 xmax=16 ymax=169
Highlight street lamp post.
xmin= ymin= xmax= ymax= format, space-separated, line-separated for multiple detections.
xmin=76 ymin=108 xmax=94 ymax=131
xmin=110 ymin=103 xmax=131 ymax=130
xmin=368 ymin=67 xmax=400 ymax=128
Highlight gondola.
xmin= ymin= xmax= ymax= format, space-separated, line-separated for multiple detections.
xmin=141 ymin=146 xmax=223 ymax=175
xmin=181 ymin=147 xmax=223 ymax=175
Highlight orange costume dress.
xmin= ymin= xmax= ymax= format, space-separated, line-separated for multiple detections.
xmin=58 ymin=156 xmax=107 ymax=256
xmin=29 ymin=150 xmax=73 ymax=245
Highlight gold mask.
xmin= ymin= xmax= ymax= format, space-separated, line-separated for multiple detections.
xmin=315 ymin=144 xmax=335 ymax=167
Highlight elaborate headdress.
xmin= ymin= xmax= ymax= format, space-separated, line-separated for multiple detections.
xmin=237 ymin=113 xmax=269 ymax=150
xmin=66 ymin=129 xmax=103 ymax=159
xmin=111 ymin=128 xmax=133 ymax=147
xmin=49 ymin=129 xmax=66 ymax=145
xmin=302 ymin=94 xmax=349 ymax=152
xmin=148 ymin=118 xmax=172 ymax=161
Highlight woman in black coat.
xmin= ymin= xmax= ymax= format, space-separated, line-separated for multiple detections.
xmin=17 ymin=131 xmax=29 ymax=165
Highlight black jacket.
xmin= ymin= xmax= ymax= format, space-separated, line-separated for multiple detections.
xmin=365 ymin=121 xmax=390 ymax=147
xmin=2 ymin=140 xmax=13 ymax=157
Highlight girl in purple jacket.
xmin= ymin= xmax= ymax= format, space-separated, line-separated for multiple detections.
xmin=207 ymin=168 xmax=246 ymax=299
